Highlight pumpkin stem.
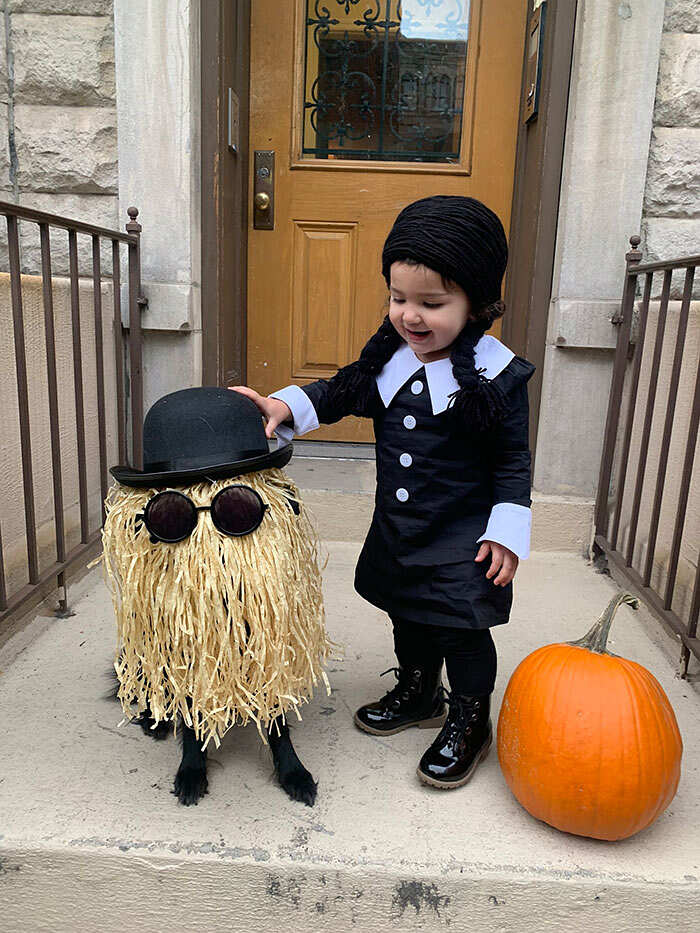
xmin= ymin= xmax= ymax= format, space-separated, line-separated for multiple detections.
xmin=568 ymin=592 xmax=640 ymax=654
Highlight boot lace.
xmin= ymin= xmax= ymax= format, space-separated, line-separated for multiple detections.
xmin=378 ymin=666 xmax=415 ymax=710
xmin=438 ymin=686 xmax=481 ymax=741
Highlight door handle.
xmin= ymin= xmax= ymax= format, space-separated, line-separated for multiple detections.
xmin=253 ymin=151 xmax=274 ymax=230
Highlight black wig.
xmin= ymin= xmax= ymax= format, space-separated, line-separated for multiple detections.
xmin=327 ymin=196 xmax=510 ymax=432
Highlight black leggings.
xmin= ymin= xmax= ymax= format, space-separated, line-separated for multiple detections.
xmin=392 ymin=617 xmax=497 ymax=696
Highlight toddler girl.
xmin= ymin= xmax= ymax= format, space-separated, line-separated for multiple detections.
xmin=234 ymin=195 xmax=535 ymax=789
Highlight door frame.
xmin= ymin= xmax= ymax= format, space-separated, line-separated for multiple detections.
xmin=201 ymin=0 xmax=577 ymax=463
xmin=201 ymin=0 xmax=250 ymax=387
xmin=502 ymin=0 xmax=578 ymax=473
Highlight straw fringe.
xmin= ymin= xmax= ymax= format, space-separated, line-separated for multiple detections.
xmin=101 ymin=469 xmax=332 ymax=749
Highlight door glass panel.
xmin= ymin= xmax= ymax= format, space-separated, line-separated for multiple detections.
xmin=302 ymin=1 xmax=470 ymax=164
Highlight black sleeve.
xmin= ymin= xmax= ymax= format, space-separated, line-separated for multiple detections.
xmin=301 ymin=375 xmax=376 ymax=426
xmin=486 ymin=379 xmax=533 ymax=508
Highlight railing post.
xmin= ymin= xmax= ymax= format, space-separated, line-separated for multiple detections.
xmin=126 ymin=206 xmax=144 ymax=469
xmin=593 ymin=235 xmax=643 ymax=542
xmin=0 ymin=200 xmax=144 ymax=630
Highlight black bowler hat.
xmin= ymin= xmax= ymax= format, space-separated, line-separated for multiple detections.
xmin=110 ymin=387 xmax=292 ymax=487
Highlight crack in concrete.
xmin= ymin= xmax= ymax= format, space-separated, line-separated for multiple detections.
xmin=67 ymin=836 xmax=271 ymax=862
xmin=6 ymin=834 xmax=700 ymax=891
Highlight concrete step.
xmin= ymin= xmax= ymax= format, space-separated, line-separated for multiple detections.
xmin=286 ymin=456 xmax=594 ymax=554
xmin=1 ymin=545 xmax=699 ymax=931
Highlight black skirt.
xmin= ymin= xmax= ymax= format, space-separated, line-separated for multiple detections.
xmin=354 ymin=525 xmax=513 ymax=630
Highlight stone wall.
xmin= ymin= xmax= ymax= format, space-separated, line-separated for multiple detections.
xmin=533 ymin=0 xmax=666 ymax=507
xmin=642 ymin=1 xmax=700 ymax=293
xmin=1 ymin=0 xmax=119 ymax=273
xmin=1 ymin=0 xmax=202 ymax=421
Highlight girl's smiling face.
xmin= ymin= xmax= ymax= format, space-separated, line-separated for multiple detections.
xmin=388 ymin=261 xmax=472 ymax=363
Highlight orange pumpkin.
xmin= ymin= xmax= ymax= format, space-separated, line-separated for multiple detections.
xmin=497 ymin=593 xmax=682 ymax=841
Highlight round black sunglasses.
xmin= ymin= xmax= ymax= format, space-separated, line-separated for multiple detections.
xmin=137 ymin=485 xmax=269 ymax=543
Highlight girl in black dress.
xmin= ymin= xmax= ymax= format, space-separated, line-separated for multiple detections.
xmin=234 ymin=196 xmax=535 ymax=790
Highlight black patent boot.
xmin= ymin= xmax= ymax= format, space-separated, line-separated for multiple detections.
xmin=354 ymin=665 xmax=446 ymax=736
xmin=417 ymin=690 xmax=492 ymax=789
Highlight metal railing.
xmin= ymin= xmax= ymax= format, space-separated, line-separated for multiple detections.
xmin=0 ymin=202 xmax=144 ymax=628
xmin=594 ymin=235 xmax=700 ymax=676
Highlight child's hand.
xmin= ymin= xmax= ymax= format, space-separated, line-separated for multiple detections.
xmin=229 ymin=386 xmax=292 ymax=439
xmin=474 ymin=541 xmax=518 ymax=586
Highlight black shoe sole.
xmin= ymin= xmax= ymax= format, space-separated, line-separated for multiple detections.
xmin=416 ymin=733 xmax=492 ymax=789
xmin=353 ymin=708 xmax=447 ymax=737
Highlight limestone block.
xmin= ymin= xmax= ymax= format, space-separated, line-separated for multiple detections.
xmin=8 ymin=1 xmax=112 ymax=12
xmin=644 ymin=127 xmax=700 ymax=217
xmin=653 ymin=34 xmax=700 ymax=127
xmin=545 ymin=299 xmax=621 ymax=350
xmin=0 ymin=13 xmax=8 ymax=101
xmin=642 ymin=217 xmax=700 ymax=299
xmin=16 ymin=191 xmax=119 ymax=276
xmin=15 ymin=105 xmax=117 ymax=193
xmin=533 ymin=345 xmax=614 ymax=498
xmin=141 ymin=329 xmax=200 ymax=416
xmin=664 ymin=0 xmax=700 ymax=33
xmin=121 ymin=280 xmax=195 ymax=332
xmin=0 ymin=103 xmax=10 ymax=184
xmin=12 ymin=14 xmax=115 ymax=106
xmin=549 ymin=0 xmax=665 ymax=301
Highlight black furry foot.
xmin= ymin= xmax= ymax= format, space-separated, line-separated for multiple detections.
xmin=172 ymin=763 xmax=209 ymax=806
xmin=268 ymin=717 xmax=317 ymax=807
xmin=173 ymin=722 xmax=208 ymax=805
xmin=135 ymin=712 xmax=171 ymax=740
xmin=277 ymin=762 xmax=318 ymax=807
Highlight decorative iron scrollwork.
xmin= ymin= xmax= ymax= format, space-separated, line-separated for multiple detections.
xmin=302 ymin=0 xmax=470 ymax=162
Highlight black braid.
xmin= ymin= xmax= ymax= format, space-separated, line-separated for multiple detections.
xmin=447 ymin=320 xmax=508 ymax=433
xmin=326 ymin=312 xmax=508 ymax=431
xmin=326 ymin=314 xmax=401 ymax=416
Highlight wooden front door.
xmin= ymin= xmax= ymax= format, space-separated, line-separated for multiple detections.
xmin=247 ymin=1 xmax=527 ymax=442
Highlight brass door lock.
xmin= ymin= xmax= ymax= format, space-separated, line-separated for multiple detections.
xmin=253 ymin=151 xmax=274 ymax=229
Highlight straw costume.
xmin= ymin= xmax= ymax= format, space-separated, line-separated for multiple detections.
xmin=102 ymin=387 xmax=331 ymax=752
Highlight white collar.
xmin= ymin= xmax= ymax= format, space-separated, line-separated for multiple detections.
xmin=376 ymin=335 xmax=515 ymax=415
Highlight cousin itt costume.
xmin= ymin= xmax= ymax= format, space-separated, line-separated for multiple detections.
xmin=102 ymin=388 xmax=331 ymax=805
xmin=272 ymin=196 xmax=536 ymax=789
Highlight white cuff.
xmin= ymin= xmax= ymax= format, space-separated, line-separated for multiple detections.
xmin=272 ymin=422 xmax=294 ymax=447
xmin=269 ymin=385 xmax=320 ymax=437
xmin=476 ymin=502 xmax=531 ymax=560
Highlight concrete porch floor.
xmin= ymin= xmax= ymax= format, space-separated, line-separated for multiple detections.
xmin=1 ymin=542 xmax=699 ymax=931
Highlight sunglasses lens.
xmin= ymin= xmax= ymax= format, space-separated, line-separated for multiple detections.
xmin=145 ymin=491 xmax=197 ymax=542
xmin=211 ymin=486 xmax=265 ymax=536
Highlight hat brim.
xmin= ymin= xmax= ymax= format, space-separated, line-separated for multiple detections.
xmin=110 ymin=442 xmax=293 ymax=488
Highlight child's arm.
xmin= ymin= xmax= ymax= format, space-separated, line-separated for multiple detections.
xmin=232 ymin=372 xmax=369 ymax=440
xmin=230 ymin=387 xmax=293 ymax=439
xmin=474 ymin=379 xmax=532 ymax=585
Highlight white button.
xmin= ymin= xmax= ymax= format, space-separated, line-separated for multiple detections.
xmin=396 ymin=488 xmax=409 ymax=502
xmin=403 ymin=415 xmax=416 ymax=429
xmin=411 ymin=380 xmax=423 ymax=395
xmin=399 ymin=453 xmax=412 ymax=467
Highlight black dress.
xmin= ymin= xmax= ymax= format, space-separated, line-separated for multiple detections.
xmin=283 ymin=347 xmax=535 ymax=630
